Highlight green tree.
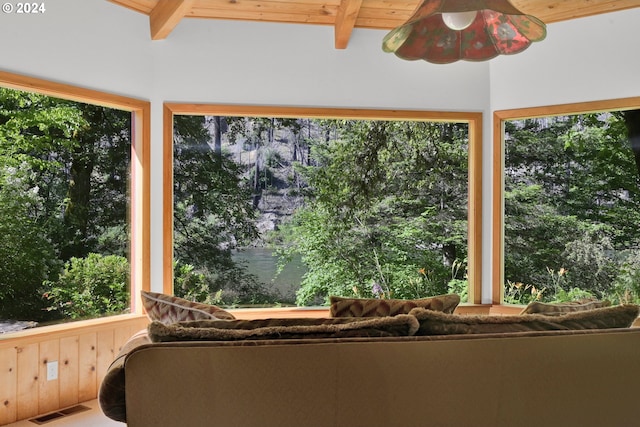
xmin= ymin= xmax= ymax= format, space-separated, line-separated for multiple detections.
xmin=173 ymin=115 xmax=273 ymax=304
xmin=504 ymin=183 xmax=584 ymax=291
xmin=59 ymin=105 xmax=131 ymax=260
xmin=0 ymin=87 xmax=131 ymax=321
xmin=0 ymin=87 xmax=131 ymax=261
xmin=278 ymin=119 xmax=469 ymax=305
xmin=0 ymin=88 xmax=84 ymax=320
xmin=0 ymin=88 xmax=85 ymax=171
xmin=43 ymin=253 xmax=129 ymax=319
xmin=504 ymin=112 xmax=640 ymax=301
xmin=0 ymin=164 xmax=59 ymax=320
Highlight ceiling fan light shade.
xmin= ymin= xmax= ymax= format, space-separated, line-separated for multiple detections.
xmin=382 ymin=0 xmax=547 ymax=64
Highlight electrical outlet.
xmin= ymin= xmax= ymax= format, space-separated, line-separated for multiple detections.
xmin=47 ymin=360 xmax=58 ymax=381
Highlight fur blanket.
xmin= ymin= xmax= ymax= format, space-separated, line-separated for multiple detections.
xmin=410 ymin=304 xmax=640 ymax=335
xmin=148 ymin=314 xmax=420 ymax=342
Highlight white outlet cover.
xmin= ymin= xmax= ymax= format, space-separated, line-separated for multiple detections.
xmin=47 ymin=360 xmax=58 ymax=381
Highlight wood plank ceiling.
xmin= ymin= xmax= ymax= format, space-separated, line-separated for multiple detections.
xmin=109 ymin=0 xmax=640 ymax=48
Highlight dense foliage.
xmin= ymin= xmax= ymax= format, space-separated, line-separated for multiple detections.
xmin=504 ymin=113 xmax=640 ymax=304
xmin=0 ymin=88 xmax=130 ymax=320
xmin=0 ymin=163 xmax=59 ymax=319
xmin=43 ymin=253 xmax=129 ymax=319
xmin=172 ymin=116 xmax=276 ymax=305
xmin=277 ymin=120 xmax=469 ymax=305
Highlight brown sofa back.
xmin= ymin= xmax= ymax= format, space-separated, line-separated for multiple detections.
xmin=123 ymin=328 xmax=640 ymax=427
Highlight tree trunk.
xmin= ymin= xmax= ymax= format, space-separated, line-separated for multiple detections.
xmin=212 ymin=116 xmax=222 ymax=157
xmin=62 ymin=149 xmax=94 ymax=260
xmin=60 ymin=105 xmax=105 ymax=260
xmin=442 ymin=243 xmax=456 ymax=269
xmin=252 ymin=152 xmax=262 ymax=209
xmin=623 ymin=109 xmax=640 ymax=178
xmin=292 ymin=133 xmax=298 ymax=162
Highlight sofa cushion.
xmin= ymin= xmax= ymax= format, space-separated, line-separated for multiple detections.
xmin=411 ymin=304 xmax=639 ymax=335
xmin=141 ymin=290 xmax=235 ymax=324
xmin=330 ymin=294 xmax=460 ymax=317
xmin=148 ymin=314 xmax=420 ymax=342
xmin=520 ymin=298 xmax=611 ymax=316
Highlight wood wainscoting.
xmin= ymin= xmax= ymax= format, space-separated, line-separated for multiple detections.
xmin=0 ymin=314 xmax=149 ymax=426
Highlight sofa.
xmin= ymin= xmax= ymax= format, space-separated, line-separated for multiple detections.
xmin=99 ymin=293 xmax=640 ymax=427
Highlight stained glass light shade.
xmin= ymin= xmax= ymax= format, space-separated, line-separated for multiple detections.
xmin=383 ymin=0 xmax=547 ymax=64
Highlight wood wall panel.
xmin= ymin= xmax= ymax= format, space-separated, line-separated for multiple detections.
xmin=96 ymin=331 xmax=115 ymax=387
xmin=58 ymin=336 xmax=79 ymax=408
xmin=37 ymin=340 xmax=60 ymax=414
xmin=15 ymin=344 xmax=38 ymax=421
xmin=0 ymin=347 xmax=17 ymax=425
xmin=77 ymin=332 xmax=97 ymax=404
xmin=0 ymin=314 xmax=148 ymax=426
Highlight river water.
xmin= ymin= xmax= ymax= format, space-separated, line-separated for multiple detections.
xmin=232 ymin=247 xmax=306 ymax=303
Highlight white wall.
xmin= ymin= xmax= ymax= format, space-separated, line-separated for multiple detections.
xmin=490 ymin=8 xmax=640 ymax=110
xmin=152 ymin=18 xmax=490 ymax=110
xmin=2 ymin=0 xmax=638 ymax=300
xmin=0 ymin=0 xmax=154 ymax=98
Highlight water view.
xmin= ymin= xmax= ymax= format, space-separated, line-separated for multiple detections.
xmin=232 ymin=247 xmax=306 ymax=304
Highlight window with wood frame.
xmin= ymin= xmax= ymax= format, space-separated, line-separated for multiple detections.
xmin=493 ymin=98 xmax=640 ymax=305
xmin=0 ymin=71 xmax=150 ymax=331
xmin=163 ymin=104 xmax=483 ymax=306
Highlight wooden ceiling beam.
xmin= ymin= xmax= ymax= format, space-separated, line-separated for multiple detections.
xmin=109 ymin=0 xmax=155 ymax=15
xmin=110 ymin=0 xmax=640 ymax=42
xmin=334 ymin=0 xmax=363 ymax=49
xmin=150 ymin=0 xmax=194 ymax=40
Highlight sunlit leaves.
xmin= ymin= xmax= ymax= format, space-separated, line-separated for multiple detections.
xmin=0 ymin=88 xmax=85 ymax=171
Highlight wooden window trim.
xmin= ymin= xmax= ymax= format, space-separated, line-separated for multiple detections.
xmin=492 ymin=96 xmax=640 ymax=304
xmin=163 ymin=103 xmax=483 ymax=303
xmin=0 ymin=70 xmax=151 ymax=316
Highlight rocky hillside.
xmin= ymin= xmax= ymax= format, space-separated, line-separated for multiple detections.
xmin=222 ymin=124 xmax=309 ymax=242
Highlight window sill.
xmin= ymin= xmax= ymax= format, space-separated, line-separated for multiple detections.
xmin=0 ymin=313 xmax=149 ymax=346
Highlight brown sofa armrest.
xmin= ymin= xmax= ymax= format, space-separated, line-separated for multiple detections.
xmin=99 ymin=329 xmax=151 ymax=423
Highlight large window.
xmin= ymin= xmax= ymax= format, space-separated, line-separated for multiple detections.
xmin=164 ymin=104 xmax=483 ymax=305
xmin=494 ymin=98 xmax=640 ymax=304
xmin=0 ymin=71 xmax=150 ymax=330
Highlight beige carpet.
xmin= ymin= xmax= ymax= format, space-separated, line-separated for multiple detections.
xmin=6 ymin=400 xmax=119 ymax=427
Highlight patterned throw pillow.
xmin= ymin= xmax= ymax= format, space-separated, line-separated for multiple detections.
xmin=140 ymin=290 xmax=235 ymax=324
xmin=330 ymin=294 xmax=460 ymax=317
xmin=520 ymin=298 xmax=611 ymax=316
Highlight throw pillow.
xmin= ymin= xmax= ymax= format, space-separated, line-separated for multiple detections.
xmin=140 ymin=290 xmax=235 ymax=324
xmin=520 ymin=298 xmax=611 ymax=316
xmin=330 ymin=294 xmax=460 ymax=317
xmin=410 ymin=304 xmax=639 ymax=335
